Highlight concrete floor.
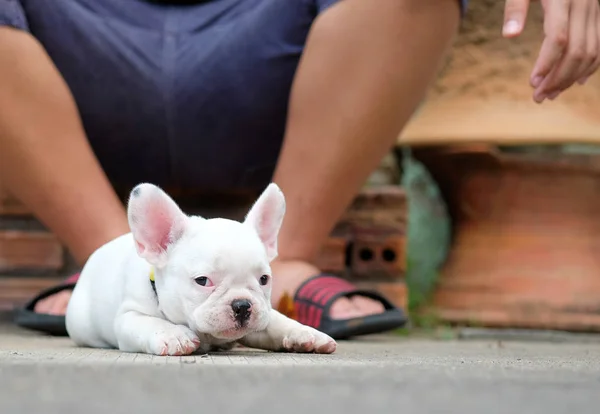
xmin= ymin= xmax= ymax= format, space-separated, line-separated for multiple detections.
xmin=1 ymin=322 xmax=600 ymax=414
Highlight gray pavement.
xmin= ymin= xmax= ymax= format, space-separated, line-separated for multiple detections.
xmin=1 ymin=322 xmax=600 ymax=414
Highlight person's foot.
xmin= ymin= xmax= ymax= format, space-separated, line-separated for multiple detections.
xmin=34 ymin=288 xmax=72 ymax=315
xmin=270 ymin=259 xmax=385 ymax=320
xmin=33 ymin=260 xmax=385 ymax=320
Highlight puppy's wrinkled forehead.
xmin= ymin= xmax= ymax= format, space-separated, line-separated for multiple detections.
xmin=177 ymin=217 xmax=269 ymax=270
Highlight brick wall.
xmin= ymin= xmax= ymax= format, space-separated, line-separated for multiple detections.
xmin=0 ymin=178 xmax=408 ymax=313
xmin=0 ymin=179 xmax=69 ymax=311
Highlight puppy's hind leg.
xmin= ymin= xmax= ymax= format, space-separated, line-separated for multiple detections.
xmin=66 ymin=284 xmax=112 ymax=348
xmin=115 ymin=311 xmax=201 ymax=356
xmin=239 ymin=309 xmax=336 ymax=354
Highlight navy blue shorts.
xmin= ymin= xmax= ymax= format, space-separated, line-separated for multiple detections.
xmin=1 ymin=0 xmax=468 ymax=192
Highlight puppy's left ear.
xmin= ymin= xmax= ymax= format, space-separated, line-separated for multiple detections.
xmin=244 ymin=183 xmax=286 ymax=262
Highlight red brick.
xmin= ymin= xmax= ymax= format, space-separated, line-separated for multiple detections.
xmin=0 ymin=276 xmax=63 ymax=311
xmin=0 ymin=231 xmax=64 ymax=271
xmin=342 ymin=186 xmax=407 ymax=226
xmin=314 ymin=237 xmax=347 ymax=273
xmin=336 ymin=185 xmax=407 ymax=281
xmin=348 ymin=232 xmax=406 ymax=279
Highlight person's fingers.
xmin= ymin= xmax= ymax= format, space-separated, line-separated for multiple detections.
xmin=540 ymin=0 xmax=594 ymax=97
xmin=578 ymin=4 xmax=600 ymax=84
xmin=503 ymin=0 xmax=531 ymax=37
xmin=530 ymin=0 xmax=570 ymax=99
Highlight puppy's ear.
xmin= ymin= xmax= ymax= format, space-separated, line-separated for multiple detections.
xmin=244 ymin=183 xmax=286 ymax=262
xmin=127 ymin=183 xmax=189 ymax=268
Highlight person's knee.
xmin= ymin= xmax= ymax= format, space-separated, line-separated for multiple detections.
xmin=0 ymin=25 xmax=72 ymax=98
xmin=352 ymin=0 xmax=462 ymax=18
xmin=0 ymin=26 xmax=65 ymax=97
xmin=0 ymin=25 xmax=81 ymax=147
xmin=313 ymin=0 xmax=460 ymax=36
xmin=0 ymin=26 xmax=45 ymax=60
xmin=308 ymin=0 xmax=460 ymax=63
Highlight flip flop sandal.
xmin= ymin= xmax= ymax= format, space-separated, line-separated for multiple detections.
xmin=293 ymin=274 xmax=408 ymax=340
xmin=14 ymin=272 xmax=407 ymax=339
xmin=13 ymin=273 xmax=80 ymax=336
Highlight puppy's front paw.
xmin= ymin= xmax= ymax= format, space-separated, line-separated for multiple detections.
xmin=147 ymin=325 xmax=201 ymax=356
xmin=283 ymin=327 xmax=337 ymax=354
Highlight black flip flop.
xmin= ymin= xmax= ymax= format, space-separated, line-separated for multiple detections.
xmin=293 ymin=274 xmax=408 ymax=339
xmin=13 ymin=283 xmax=76 ymax=336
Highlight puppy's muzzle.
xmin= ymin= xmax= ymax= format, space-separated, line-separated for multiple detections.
xmin=231 ymin=299 xmax=252 ymax=324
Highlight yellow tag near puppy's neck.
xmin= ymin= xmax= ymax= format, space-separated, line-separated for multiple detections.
xmin=149 ymin=266 xmax=155 ymax=282
xmin=149 ymin=266 xmax=158 ymax=298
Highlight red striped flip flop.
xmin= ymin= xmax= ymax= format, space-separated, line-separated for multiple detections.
xmin=293 ymin=274 xmax=407 ymax=339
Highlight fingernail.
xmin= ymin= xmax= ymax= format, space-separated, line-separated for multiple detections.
xmin=531 ymin=76 xmax=543 ymax=88
xmin=503 ymin=20 xmax=521 ymax=36
xmin=533 ymin=92 xmax=546 ymax=103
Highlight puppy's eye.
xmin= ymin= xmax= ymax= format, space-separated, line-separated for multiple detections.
xmin=259 ymin=275 xmax=269 ymax=286
xmin=194 ymin=276 xmax=212 ymax=287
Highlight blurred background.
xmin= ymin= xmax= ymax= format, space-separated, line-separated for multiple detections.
xmin=2 ymin=1 xmax=600 ymax=335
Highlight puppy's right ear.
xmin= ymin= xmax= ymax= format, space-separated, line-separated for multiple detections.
xmin=244 ymin=183 xmax=286 ymax=262
xmin=127 ymin=183 xmax=189 ymax=268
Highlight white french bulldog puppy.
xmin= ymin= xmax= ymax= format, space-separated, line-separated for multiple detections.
xmin=65 ymin=183 xmax=336 ymax=356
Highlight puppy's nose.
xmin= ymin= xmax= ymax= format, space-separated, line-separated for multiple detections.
xmin=231 ymin=299 xmax=252 ymax=322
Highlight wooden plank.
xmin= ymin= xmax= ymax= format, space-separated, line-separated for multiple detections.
xmin=399 ymin=98 xmax=600 ymax=146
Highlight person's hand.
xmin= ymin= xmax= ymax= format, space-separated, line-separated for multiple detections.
xmin=502 ymin=0 xmax=600 ymax=103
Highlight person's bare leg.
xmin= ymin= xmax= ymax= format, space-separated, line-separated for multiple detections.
xmin=0 ymin=28 xmax=129 ymax=313
xmin=270 ymin=0 xmax=460 ymax=319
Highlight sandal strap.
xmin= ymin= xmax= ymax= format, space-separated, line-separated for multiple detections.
xmin=293 ymin=274 xmax=369 ymax=328
xmin=295 ymin=274 xmax=356 ymax=305
xmin=64 ymin=272 xmax=81 ymax=284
